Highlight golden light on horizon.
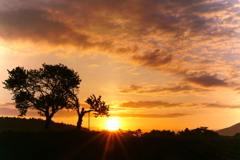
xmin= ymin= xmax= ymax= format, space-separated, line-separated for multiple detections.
xmin=106 ymin=117 xmax=120 ymax=131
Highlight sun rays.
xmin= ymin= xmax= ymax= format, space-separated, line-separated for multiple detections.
xmin=106 ymin=117 xmax=120 ymax=131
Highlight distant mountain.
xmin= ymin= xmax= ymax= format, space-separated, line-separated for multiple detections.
xmin=0 ymin=117 xmax=87 ymax=132
xmin=216 ymin=123 xmax=240 ymax=136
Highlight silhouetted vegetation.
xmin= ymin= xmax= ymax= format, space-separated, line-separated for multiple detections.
xmin=1 ymin=127 xmax=240 ymax=160
xmin=3 ymin=63 xmax=81 ymax=130
xmin=118 ymin=128 xmax=143 ymax=137
xmin=177 ymin=127 xmax=219 ymax=138
xmin=73 ymin=94 xmax=110 ymax=130
xmin=3 ymin=64 xmax=110 ymax=131
xmin=1 ymin=118 xmax=240 ymax=159
xmin=142 ymin=129 xmax=175 ymax=138
xmin=0 ymin=117 xmax=88 ymax=132
xmin=233 ymin=132 xmax=240 ymax=138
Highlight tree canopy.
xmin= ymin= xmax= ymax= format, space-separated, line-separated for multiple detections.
xmin=86 ymin=94 xmax=110 ymax=118
xmin=3 ymin=63 xmax=81 ymax=129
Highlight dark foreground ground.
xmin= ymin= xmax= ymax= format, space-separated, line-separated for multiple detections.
xmin=1 ymin=130 xmax=240 ymax=160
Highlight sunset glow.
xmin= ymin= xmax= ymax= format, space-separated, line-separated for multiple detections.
xmin=0 ymin=0 xmax=240 ymax=132
xmin=106 ymin=118 xmax=120 ymax=131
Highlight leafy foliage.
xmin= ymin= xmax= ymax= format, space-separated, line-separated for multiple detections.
xmin=3 ymin=63 xmax=81 ymax=129
xmin=85 ymin=94 xmax=110 ymax=118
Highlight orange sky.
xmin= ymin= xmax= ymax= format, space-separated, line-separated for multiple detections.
xmin=0 ymin=0 xmax=240 ymax=131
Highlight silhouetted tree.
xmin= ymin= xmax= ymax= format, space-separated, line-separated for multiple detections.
xmin=85 ymin=94 xmax=110 ymax=118
xmin=116 ymin=129 xmax=142 ymax=137
xmin=177 ymin=127 xmax=219 ymax=138
xmin=234 ymin=133 xmax=240 ymax=138
xmin=70 ymin=94 xmax=110 ymax=130
xmin=3 ymin=63 xmax=81 ymax=130
xmin=134 ymin=129 xmax=143 ymax=137
xmin=142 ymin=129 xmax=175 ymax=138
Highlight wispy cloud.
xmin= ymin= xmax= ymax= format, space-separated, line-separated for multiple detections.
xmin=110 ymin=113 xmax=190 ymax=118
xmin=89 ymin=64 xmax=99 ymax=68
xmin=119 ymin=84 xmax=211 ymax=95
xmin=119 ymin=100 xmax=181 ymax=108
xmin=202 ymin=102 xmax=240 ymax=109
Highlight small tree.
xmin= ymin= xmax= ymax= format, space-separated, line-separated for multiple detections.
xmin=68 ymin=94 xmax=110 ymax=130
xmin=85 ymin=94 xmax=110 ymax=118
xmin=3 ymin=63 xmax=81 ymax=130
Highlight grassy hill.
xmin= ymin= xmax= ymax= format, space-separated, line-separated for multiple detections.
xmin=216 ymin=123 xmax=240 ymax=136
xmin=0 ymin=117 xmax=83 ymax=132
xmin=1 ymin=130 xmax=240 ymax=160
xmin=1 ymin=117 xmax=240 ymax=159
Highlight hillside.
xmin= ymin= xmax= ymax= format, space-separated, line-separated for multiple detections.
xmin=1 ymin=130 xmax=240 ymax=160
xmin=216 ymin=123 xmax=240 ymax=136
xmin=0 ymin=117 xmax=85 ymax=132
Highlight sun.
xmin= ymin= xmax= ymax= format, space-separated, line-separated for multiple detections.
xmin=106 ymin=117 xmax=120 ymax=131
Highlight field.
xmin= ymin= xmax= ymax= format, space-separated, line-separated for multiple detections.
xmin=1 ymin=130 xmax=240 ymax=160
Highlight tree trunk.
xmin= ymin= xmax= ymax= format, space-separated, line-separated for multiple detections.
xmin=76 ymin=115 xmax=83 ymax=130
xmin=44 ymin=116 xmax=52 ymax=130
xmin=76 ymin=108 xmax=86 ymax=130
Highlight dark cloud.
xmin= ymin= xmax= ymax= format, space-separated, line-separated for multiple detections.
xmin=186 ymin=73 xmax=228 ymax=87
xmin=0 ymin=9 xmax=73 ymax=42
xmin=0 ymin=0 xmax=239 ymax=84
xmin=110 ymin=113 xmax=189 ymax=118
xmin=0 ymin=0 xmax=237 ymax=50
xmin=0 ymin=8 xmax=113 ymax=50
xmin=120 ymin=100 xmax=181 ymax=108
xmin=131 ymin=49 xmax=172 ymax=68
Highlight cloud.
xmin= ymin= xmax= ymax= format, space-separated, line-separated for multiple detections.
xmin=234 ymin=87 xmax=240 ymax=91
xmin=131 ymin=49 xmax=172 ymax=69
xmin=0 ymin=106 xmax=39 ymax=117
xmin=110 ymin=113 xmax=189 ymax=118
xmin=0 ymin=102 xmax=15 ymax=107
xmin=119 ymin=100 xmax=240 ymax=110
xmin=119 ymin=100 xmax=181 ymax=108
xmin=186 ymin=72 xmax=228 ymax=87
xmin=89 ymin=64 xmax=99 ymax=68
xmin=0 ymin=107 xmax=19 ymax=116
xmin=0 ymin=8 xmax=113 ymax=50
xmin=119 ymin=84 xmax=142 ymax=93
xmin=0 ymin=0 xmax=239 ymax=86
xmin=202 ymin=102 xmax=240 ymax=109
xmin=0 ymin=102 xmax=88 ymax=118
xmin=119 ymin=84 xmax=211 ymax=94
xmin=0 ymin=9 xmax=74 ymax=43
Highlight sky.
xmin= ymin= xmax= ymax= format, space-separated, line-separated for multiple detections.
xmin=0 ymin=0 xmax=240 ymax=132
